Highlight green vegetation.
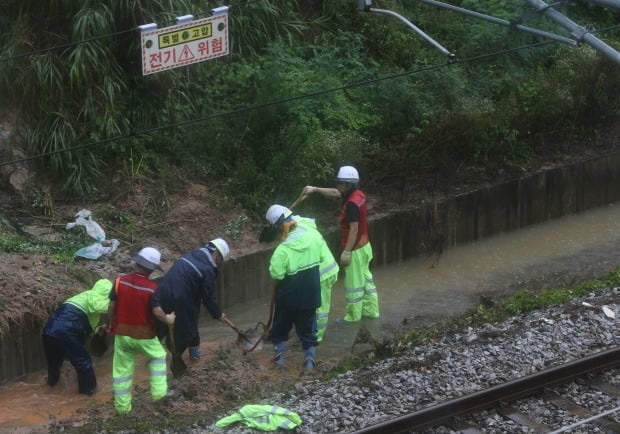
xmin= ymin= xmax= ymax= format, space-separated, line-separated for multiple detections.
xmin=55 ymin=267 xmax=620 ymax=433
xmin=474 ymin=270 xmax=619 ymax=321
xmin=0 ymin=0 xmax=618 ymax=213
xmin=225 ymin=213 xmax=249 ymax=240
xmin=322 ymin=267 xmax=620 ymax=380
xmin=0 ymin=227 xmax=92 ymax=263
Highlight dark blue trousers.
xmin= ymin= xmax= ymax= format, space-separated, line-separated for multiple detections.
xmin=42 ymin=304 xmax=97 ymax=395
xmin=269 ymin=307 xmax=318 ymax=349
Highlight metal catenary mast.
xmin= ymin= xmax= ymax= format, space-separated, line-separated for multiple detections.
xmin=358 ymin=0 xmax=620 ymax=64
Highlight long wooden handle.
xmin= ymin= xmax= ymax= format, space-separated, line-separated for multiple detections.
xmin=289 ymin=192 xmax=308 ymax=210
xmin=264 ymin=281 xmax=277 ymax=335
xmin=168 ymin=323 xmax=176 ymax=354
xmin=222 ymin=316 xmax=249 ymax=338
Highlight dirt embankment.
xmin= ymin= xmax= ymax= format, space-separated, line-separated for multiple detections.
xmin=1 ymin=113 xmax=619 ymax=431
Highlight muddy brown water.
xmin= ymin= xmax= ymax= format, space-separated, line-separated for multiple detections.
xmin=2 ymin=203 xmax=619 ymax=432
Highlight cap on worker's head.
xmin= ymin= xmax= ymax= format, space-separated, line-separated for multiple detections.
xmin=336 ymin=165 xmax=360 ymax=183
xmin=133 ymin=247 xmax=162 ymax=271
xmin=266 ymin=204 xmax=292 ymax=226
xmin=207 ymin=238 xmax=230 ymax=262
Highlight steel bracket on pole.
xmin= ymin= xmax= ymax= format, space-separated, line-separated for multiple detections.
xmin=510 ymin=0 xmax=572 ymax=25
xmin=418 ymin=0 xmax=577 ymax=46
xmin=360 ymin=2 xmax=456 ymax=60
xmin=415 ymin=0 xmax=619 ymax=64
xmin=527 ymin=0 xmax=620 ymax=64
xmin=360 ymin=0 xmax=620 ymax=64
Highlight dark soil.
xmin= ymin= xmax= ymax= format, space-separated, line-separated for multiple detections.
xmin=1 ymin=118 xmax=619 ymax=432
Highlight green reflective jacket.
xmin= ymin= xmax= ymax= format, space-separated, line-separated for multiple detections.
xmin=269 ymin=223 xmax=323 ymax=280
xmin=65 ymin=278 xmax=112 ymax=330
xmin=293 ymin=215 xmax=339 ymax=281
xmin=215 ymin=404 xmax=302 ymax=431
xmin=269 ymin=221 xmax=323 ymax=310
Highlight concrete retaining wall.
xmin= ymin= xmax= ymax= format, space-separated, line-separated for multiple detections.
xmin=2 ymin=152 xmax=620 ymax=383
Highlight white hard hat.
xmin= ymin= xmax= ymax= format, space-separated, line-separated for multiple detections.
xmin=133 ymin=247 xmax=162 ymax=271
xmin=208 ymin=238 xmax=230 ymax=261
xmin=336 ymin=165 xmax=359 ymax=183
xmin=266 ymin=204 xmax=292 ymax=226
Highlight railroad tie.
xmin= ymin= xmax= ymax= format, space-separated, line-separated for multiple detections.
xmin=446 ymin=420 xmax=483 ymax=434
xmin=584 ymin=376 xmax=620 ymax=399
xmin=497 ymin=406 xmax=552 ymax=432
xmin=543 ymin=390 xmax=620 ymax=432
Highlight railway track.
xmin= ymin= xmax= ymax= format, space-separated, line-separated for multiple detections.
xmin=351 ymin=346 xmax=620 ymax=433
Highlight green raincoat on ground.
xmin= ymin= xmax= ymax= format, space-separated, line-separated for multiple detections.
xmin=215 ymin=404 xmax=302 ymax=431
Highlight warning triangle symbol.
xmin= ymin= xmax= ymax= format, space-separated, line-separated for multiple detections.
xmin=179 ymin=45 xmax=195 ymax=61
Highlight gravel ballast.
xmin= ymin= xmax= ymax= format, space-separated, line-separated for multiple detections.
xmin=204 ymin=288 xmax=620 ymax=433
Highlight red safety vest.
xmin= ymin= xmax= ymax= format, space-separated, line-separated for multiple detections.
xmin=110 ymin=273 xmax=158 ymax=339
xmin=339 ymin=189 xmax=369 ymax=250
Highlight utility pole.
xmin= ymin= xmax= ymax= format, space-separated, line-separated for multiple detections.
xmin=418 ymin=0 xmax=577 ymax=46
xmin=357 ymin=0 xmax=620 ymax=65
xmin=527 ymin=0 xmax=620 ymax=64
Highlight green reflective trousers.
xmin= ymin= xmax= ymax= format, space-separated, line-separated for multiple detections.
xmin=112 ymin=335 xmax=167 ymax=414
xmin=316 ymin=273 xmax=337 ymax=341
xmin=343 ymin=243 xmax=379 ymax=322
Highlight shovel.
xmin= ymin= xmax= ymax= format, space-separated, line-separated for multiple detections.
xmin=168 ymin=323 xmax=187 ymax=378
xmin=245 ymin=282 xmax=277 ymax=354
xmin=221 ymin=316 xmax=263 ymax=353
xmin=238 ymin=322 xmax=266 ymax=353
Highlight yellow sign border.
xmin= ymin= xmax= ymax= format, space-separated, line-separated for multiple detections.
xmin=158 ymin=23 xmax=213 ymax=49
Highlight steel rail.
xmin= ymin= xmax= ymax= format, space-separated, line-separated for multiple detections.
xmin=350 ymin=346 xmax=620 ymax=433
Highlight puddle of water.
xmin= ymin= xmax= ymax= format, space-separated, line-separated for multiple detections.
xmin=204 ymin=203 xmax=620 ymax=356
xmin=0 ymin=352 xmax=157 ymax=431
xmin=2 ymin=203 xmax=620 ymax=430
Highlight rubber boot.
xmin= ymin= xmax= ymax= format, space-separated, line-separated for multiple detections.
xmin=77 ymin=368 xmax=97 ymax=396
xmin=273 ymin=342 xmax=286 ymax=366
xmin=188 ymin=346 xmax=201 ymax=360
xmin=304 ymin=346 xmax=316 ymax=370
xmin=47 ymin=367 xmax=60 ymax=387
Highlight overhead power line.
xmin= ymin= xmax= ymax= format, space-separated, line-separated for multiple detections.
xmin=0 ymin=40 xmax=555 ymax=168
xmin=0 ymin=29 xmax=135 ymax=63
xmin=417 ymin=0 xmax=577 ymax=47
xmin=360 ymin=0 xmax=620 ymax=64
xmin=0 ymin=0 xmax=260 ymax=64
xmin=527 ymin=0 xmax=620 ymax=64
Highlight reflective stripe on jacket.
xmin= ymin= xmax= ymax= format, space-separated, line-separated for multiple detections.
xmin=269 ymin=223 xmax=322 ymax=311
xmin=293 ymin=215 xmax=339 ymax=281
xmin=110 ymin=273 xmax=158 ymax=339
xmin=151 ymin=247 xmax=221 ymax=353
xmin=215 ymin=404 xmax=302 ymax=431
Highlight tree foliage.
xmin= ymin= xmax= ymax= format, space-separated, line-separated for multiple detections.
xmin=0 ymin=0 xmax=619 ymax=211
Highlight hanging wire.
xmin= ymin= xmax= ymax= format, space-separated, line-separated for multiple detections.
xmin=0 ymin=40 xmax=556 ymax=168
xmin=0 ymin=0 xmax=262 ymax=64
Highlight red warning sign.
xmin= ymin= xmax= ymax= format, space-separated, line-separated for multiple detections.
xmin=140 ymin=13 xmax=228 ymax=75
xmin=178 ymin=45 xmax=195 ymax=62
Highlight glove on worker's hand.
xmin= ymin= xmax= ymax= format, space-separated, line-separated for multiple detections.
xmin=340 ymin=250 xmax=352 ymax=266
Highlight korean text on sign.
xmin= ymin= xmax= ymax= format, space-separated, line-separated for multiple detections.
xmin=141 ymin=14 xmax=228 ymax=75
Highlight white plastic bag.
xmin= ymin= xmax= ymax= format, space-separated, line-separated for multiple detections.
xmin=74 ymin=240 xmax=120 ymax=259
xmin=66 ymin=209 xmax=105 ymax=241
xmin=66 ymin=209 xmax=119 ymax=259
